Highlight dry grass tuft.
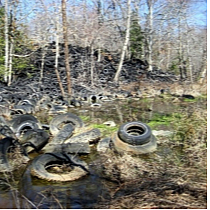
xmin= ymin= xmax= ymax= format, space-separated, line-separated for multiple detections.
xmin=95 ymin=105 xmax=207 ymax=209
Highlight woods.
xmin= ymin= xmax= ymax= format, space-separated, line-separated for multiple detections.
xmin=0 ymin=0 xmax=207 ymax=92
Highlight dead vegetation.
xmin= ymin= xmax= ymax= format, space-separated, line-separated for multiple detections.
xmin=94 ymin=105 xmax=207 ymax=209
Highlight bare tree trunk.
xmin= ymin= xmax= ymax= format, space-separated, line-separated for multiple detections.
xmin=178 ymin=15 xmax=183 ymax=80
xmin=147 ymin=0 xmax=153 ymax=71
xmin=113 ymin=0 xmax=131 ymax=82
xmin=61 ymin=0 xmax=72 ymax=96
xmin=198 ymin=48 xmax=207 ymax=84
xmin=187 ymin=38 xmax=193 ymax=83
xmin=55 ymin=18 xmax=65 ymax=97
xmin=166 ymin=32 xmax=171 ymax=70
xmin=97 ymin=48 xmax=101 ymax=62
xmin=4 ymin=0 xmax=9 ymax=83
xmin=90 ymin=44 xmax=94 ymax=86
xmin=39 ymin=46 xmax=46 ymax=83
xmin=8 ymin=37 xmax=13 ymax=86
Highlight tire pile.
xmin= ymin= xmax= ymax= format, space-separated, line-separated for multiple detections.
xmin=7 ymin=43 xmax=177 ymax=97
xmin=0 ymin=111 xmax=156 ymax=182
xmin=0 ymin=43 xmax=179 ymax=121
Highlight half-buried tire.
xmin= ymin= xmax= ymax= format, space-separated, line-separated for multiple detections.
xmin=112 ymin=132 xmax=157 ymax=154
xmin=49 ymin=113 xmax=84 ymax=136
xmin=113 ymin=121 xmax=157 ymax=154
xmin=30 ymin=153 xmax=89 ymax=182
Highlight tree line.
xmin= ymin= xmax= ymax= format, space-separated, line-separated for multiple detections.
xmin=0 ymin=0 xmax=207 ymax=97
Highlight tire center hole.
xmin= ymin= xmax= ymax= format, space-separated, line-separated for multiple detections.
xmin=127 ymin=126 xmax=145 ymax=136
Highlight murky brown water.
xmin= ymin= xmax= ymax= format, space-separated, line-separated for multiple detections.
xmin=0 ymin=97 xmax=206 ymax=208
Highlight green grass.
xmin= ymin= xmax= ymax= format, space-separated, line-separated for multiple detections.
xmin=148 ymin=112 xmax=182 ymax=129
xmin=91 ymin=123 xmax=118 ymax=137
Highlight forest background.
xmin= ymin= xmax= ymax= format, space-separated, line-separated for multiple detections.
xmin=0 ymin=0 xmax=207 ymax=95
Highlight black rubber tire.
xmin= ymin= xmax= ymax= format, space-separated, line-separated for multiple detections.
xmin=65 ymin=128 xmax=101 ymax=144
xmin=9 ymin=114 xmax=39 ymax=128
xmin=118 ymin=121 xmax=152 ymax=145
xmin=50 ymin=113 xmax=84 ymax=136
xmin=9 ymin=114 xmax=41 ymax=138
xmin=0 ymin=137 xmax=15 ymax=171
xmin=30 ymin=153 xmax=89 ymax=182
xmin=21 ymin=129 xmax=49 ymax=153
xmin=51 ymin=124 xmax=74 ymax=144
xmin=14 ymin=120 xmax=40 ymax=138
xmin=0 ymin=137 xmax=29 ymax=172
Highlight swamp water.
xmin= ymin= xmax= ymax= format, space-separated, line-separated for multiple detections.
xmin=0 ymin=97 xmax=206 ymax=208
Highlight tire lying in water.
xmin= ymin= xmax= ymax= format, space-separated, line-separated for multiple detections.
xmin=30 ymin=153 xmax=89 ymax=182
xmin=112 ymin=121 xmax=157 ymax=154
xmin=0 ymin=137 xmax=29 ymax=172
xmin=50 ymin=113 xmax=84 ymax=136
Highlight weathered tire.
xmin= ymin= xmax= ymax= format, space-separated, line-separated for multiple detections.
xmin=51 ymin=124 xmax=74 ymax=144
xmin=21 ymin=129 xmax=49 ymax=153
xmin=0 ymin=137 xmax=15 ymax=171
xmin=0 ymin=137 xmax=29 ymax=172
xmin=112 ymin=132 xmax=157 ymax=154
xmin=11 ymin=104 xmax=35 ymax=114
xmin=9 ymin=114 xmax=41 ymax=138
xmin=118 ymin=121 xmax=152 ymax=145
xmin=31 ymin=153 xmax=89 ymax=182
xmin=50 ymin=113 xmax=84 ymax=136
xmin=65 ymin=128 xmax=101 ymax=144
xmin=14 ymin=120 xmax=40 ymax=138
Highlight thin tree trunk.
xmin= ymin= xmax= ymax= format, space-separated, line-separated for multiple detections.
xmin=4 ymin=0 xmax=9 ymax=83
xmin=39 ymin=46 xmax=46 ymax=83
xmin=90 ymin=44 xmax=94 ymax=86
xmin=97 ymin=48 xmax=101 ymax=62
xmin=166 ymin=32 xmax=171 ymax=70
xmin=55 ymin=17 xmax=65 ymax=97
xmin=198 ymin=48 xmax=207 ymax=84
xmin=178 ymin=14 xmax=183 ymax=80
xmin=61 ymin=0 xmax=72 ymax=96
xmin=8 ymin=37 xmax=13 ymax=86
xmin=113 ymin=0 xmax=131 ymax=82
xmin=187 ymin=39 xmax=193 ymax=83
xmin=147 ymin=0 xmax=153 ymax=71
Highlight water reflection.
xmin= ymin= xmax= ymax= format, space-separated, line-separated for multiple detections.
xmin=20 ymin=164 xmax=113 ymax=209
xmin=0 ymin=97 xmax=206 ymax=208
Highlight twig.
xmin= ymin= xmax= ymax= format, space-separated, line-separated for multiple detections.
xmin=22 ymin=195 xmax=38 ymax=209
xmin=52 ymin=193 xmax=64 ymax=209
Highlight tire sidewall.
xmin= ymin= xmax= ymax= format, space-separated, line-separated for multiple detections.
xmin=118 ymin=121 xmax=152 ymax=145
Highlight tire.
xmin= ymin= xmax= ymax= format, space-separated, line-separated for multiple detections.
xmin=0 ymin=137 xmax=15 ymax=171
xmin=9 ymin=114 xmax=39 ymax=128
xmin=14 ymin=120 xmax=40 ymax=138
xmin=51 ymin=124 xmax=74 ymax=144
xmin=30 ymin=153 xmax=89 ymax=182
xmin=112 ymin=132 xmax=157 ymax=154
xmin=11 ymin=104 xmax=35 ymax=114
xmin=65 ymin=128 xmax=101 ymax=144
xmin=21 ymin=129 xmax=49 ymax=153
xmin=0 ymin=137 xmax=29 ymax=172
xmin=50 ymin=113 xmax=84 ymax=136
xmin=0 ymin=124 xmax=16 ymax=138
xmin=9 ymin=114 xmax=41 ymax=138
xmin=118 ymin=121 xmax=152 ymax=145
